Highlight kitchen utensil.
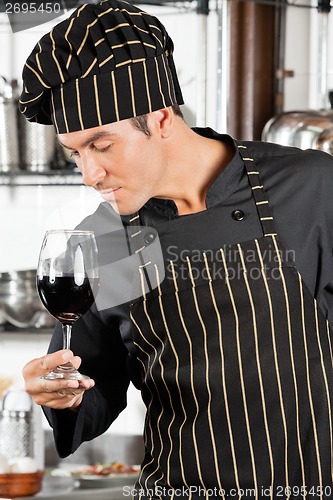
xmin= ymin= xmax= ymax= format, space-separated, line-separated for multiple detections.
xmin=0 ymin=77 xmax=20 ymax=172
xmin=261 ymin=107 xmax=333 ymax=154
xmin=0 ymin=390 xmax=35 ymax=464
xmin=0 ymin=270 xmax=56 ymax=329
xmin=20 ymin=116 xmax=57 ymax=172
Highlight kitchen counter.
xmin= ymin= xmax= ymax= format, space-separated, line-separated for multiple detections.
xmin=31 ymin=486 xmax=131 ymax=500
xmin=14 ymin=473 xmax=136 ymax=500
xmin=14 ymin=468 xmax=138 ymax=500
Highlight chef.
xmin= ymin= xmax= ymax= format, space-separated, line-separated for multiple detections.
xmin=20 ymin=1 xmax=333 ymax=498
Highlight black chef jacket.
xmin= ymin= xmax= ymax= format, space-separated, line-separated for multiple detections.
xmin=44 ymin=129 xmax=333 ymax=458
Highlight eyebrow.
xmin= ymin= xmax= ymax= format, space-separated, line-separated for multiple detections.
xmin=59 ymin=131 xmax=117 ymax=150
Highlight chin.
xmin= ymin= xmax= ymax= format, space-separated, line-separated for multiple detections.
xmin=107 ymin=199 xmax=146 ymax=216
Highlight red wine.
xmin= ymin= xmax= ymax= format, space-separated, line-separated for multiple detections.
xmin=37 ymin=276 xmax=98 ymax=324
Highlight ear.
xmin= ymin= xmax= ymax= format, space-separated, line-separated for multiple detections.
xmin=149 ymin=107 xmax=174 ymax=138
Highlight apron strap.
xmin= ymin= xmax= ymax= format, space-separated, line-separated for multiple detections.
xmin=127 ymin=211 xmax=154 ymax=293
xmin=236 ymin=141 xmax=278 ymax=238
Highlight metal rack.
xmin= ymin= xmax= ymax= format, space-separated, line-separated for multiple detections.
xmin=0 ymin=0 xmax=199 ymax=14
xmin=0 ymin=170 xmax=83 ymax=186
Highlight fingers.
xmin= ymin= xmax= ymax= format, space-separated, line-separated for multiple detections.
xmin=30 ymin=377 xmax=95 ymax=410
xmin=23 ymin=350 xmax=74 ymax=380
xmin=38 ymin=377 xmax=93 ymax=397
xmin=22 ymin=350 xmax=95 ymax=410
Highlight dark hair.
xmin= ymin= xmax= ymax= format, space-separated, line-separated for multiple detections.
xmin=130 ymin=104 xmax=184 ymax=137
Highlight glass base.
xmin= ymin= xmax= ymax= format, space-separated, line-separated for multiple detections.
xmin=40 ymin=362 xmax=90 ymax=381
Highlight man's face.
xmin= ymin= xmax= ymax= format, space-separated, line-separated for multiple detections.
xmin=58 ymin=117 xmax=165 ymax=215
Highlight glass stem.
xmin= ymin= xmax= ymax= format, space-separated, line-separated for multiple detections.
xmin=59 ymin=324 xmax=76 ymax=373
xmin=62 ymin=324 xmax=72 ymax=350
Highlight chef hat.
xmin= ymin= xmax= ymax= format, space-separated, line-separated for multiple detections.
xmin=19 ymin=0 xmax=184 ymax=134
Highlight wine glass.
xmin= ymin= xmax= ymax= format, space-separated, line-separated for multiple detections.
xmin=36 ymin=230 xmax=99 ymax=380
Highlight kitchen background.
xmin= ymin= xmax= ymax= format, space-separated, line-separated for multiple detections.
xmin=0 ymin=0 xmax=332 ymax=468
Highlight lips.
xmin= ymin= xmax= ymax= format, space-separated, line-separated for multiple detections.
xmin=99 ymin=188 xmax=121 ymax=202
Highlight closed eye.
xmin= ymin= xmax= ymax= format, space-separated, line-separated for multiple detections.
xmin=93 ymin=145 xmax=111 ymax=153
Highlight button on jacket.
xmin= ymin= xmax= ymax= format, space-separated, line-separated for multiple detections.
xmin=44 ymin=129 xmax=333 ymax=498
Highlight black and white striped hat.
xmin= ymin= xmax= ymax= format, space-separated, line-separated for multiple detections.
xmin=19 ymin=0 xmax=184 ymax=134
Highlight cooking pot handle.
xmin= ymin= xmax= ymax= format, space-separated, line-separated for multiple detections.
xmin=0 ymin=76 xmax=9 ymax=97
xmin=0 ymin=76 xmax=18 ymax=98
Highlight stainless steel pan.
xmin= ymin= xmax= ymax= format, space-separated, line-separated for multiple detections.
xmin=262 ymin=107 xmax=333 ymax=154
xmin=0 ymin=270 xmax=55 ymax=330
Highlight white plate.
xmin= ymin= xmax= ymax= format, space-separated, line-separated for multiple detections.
xmin=78 ymin=473 xmax=138 ymax=489
xmin=36 ymin=475 xmax=76 ymax=497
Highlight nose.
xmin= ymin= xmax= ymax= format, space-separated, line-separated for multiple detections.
xmin=80 ymin=154 xmax=106 ymax=187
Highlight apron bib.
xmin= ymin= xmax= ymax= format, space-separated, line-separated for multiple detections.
xmin=128 ymin=143 xmax=333 ymax=500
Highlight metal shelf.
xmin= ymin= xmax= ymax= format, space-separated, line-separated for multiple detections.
xmin=0 ymin=0 xmax=195 ymax=14
xmin=0 ymin=169 xmax=83 ymax=186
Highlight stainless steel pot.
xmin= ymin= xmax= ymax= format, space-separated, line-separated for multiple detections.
xmin=0 ymin=77 xmax=20 ymax=172
xmin=20 ymin=117 xmax=57 ymax=172
xmin=261 ymin=108 xmax=333 ymax=154
xmin=0 ymin=270 xmax=55 ymax=330
xmin=262 ymin=4 xmax=333 ymax=154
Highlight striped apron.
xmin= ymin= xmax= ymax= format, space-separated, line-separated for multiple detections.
xmin=128 ymin=143 xmax=333 ymax=500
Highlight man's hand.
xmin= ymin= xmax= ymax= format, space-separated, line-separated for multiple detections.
xmin=22 ymin=350 xmax=95 ymax=410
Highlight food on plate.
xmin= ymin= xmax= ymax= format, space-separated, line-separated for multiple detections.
xmin=79 ymin=462 xmax=138 ymax=477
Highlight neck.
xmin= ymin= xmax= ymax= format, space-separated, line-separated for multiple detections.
xmin=156 ymin=125 xmax=234 ymax=215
